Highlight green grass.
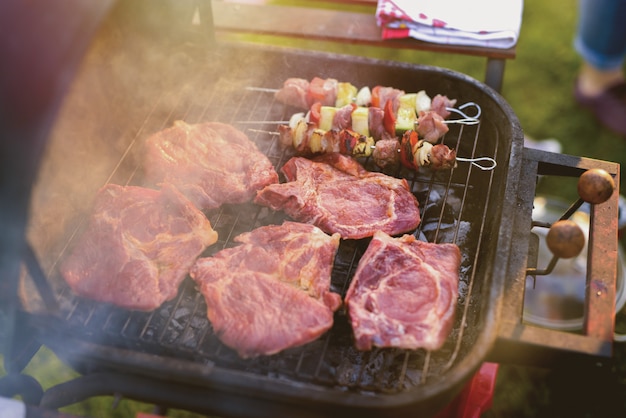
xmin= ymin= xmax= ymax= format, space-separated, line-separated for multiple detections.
xmin=3 ymin=0 xmax=626 ymax=416
xmin=0 ymin=347 xmax=205 ymax=417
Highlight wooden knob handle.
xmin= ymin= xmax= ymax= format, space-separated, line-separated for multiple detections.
xmin=546 ymin=219 xmax=585 ymax=259
xmin=577 ymin=168 xmax=615 ymax=204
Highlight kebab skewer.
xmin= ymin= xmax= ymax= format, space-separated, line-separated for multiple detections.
xmin=286 ymin=99 xmax=479 ymax=145
xmin=275 ymin=119 xmax=460 ymax=171
xmin=251 ymin=79 xmax=480 ymax=143
xmin=269 ymin=77 xmax=457 ymax=114
xmin=247 ymin=77 xmax=491 ymax=169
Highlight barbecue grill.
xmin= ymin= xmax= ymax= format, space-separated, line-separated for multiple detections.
xmin=0 ymin=1 xmax=620 ymax=417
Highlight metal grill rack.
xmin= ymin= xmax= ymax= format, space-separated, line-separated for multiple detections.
xmin=29 ymin=74 xmax=499 ymax=397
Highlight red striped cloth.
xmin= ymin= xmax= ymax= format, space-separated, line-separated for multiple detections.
xmin=375 ymin=0 xmax=523 ymax=49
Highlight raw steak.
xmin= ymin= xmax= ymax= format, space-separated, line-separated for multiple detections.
xmin=345 ymin=231 xmax=460 ymax=351
xmin=143 ymin=121 xmax=279 ymax=210
xmin=254 ymin=153 xmax=421 ymax=239
xmin=190 ymin=221 xmax=341 ymax=358
xmin=60 ymin=183 xmax=218 ymax=311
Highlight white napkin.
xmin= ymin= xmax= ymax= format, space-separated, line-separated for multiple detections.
xmin=376 ymin=0 xmax=524 ymax=49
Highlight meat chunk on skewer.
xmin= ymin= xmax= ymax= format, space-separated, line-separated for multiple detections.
xmin=372 ymin=138 xmax=401 ymax=168
xmin=431 ymin=94 xmax=458 ymax=119
xmin=417 ymin=111 xmax=449 ymax=143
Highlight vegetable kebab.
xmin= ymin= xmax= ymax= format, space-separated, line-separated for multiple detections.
xmin=277 ymin=119 xmax=457 ymax=171
xmin=250 ymin=77 xmax=492 ymax=171
xmin=276 ymin=77 xmax=459 ymax=143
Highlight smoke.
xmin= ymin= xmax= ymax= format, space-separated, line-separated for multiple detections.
xmin=23 ymin=1 xmax=215 ymax=311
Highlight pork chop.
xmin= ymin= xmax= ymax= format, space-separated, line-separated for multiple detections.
xmin=190 ymin=221 xmax=341 ymax=358
xmin=345 ymin=231 xmax=460 ymax=351
xmin=60 ymin=183 xmax=218 ymax=311
xmin=254 ymin=153 xmax=421 ymax=239
xmin=143 ymin=121 xmax=279 ymax=210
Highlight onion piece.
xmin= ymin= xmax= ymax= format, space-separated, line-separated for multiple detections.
xmin=288 ymin=112 xmax=306 ymax=130
xmin=415 ymin=90 xmax=432 ymax=114
xmin=413 ymin=140 xmax=433 ymax=167
xmin=355 ymin=86 xmax=372 ymax=107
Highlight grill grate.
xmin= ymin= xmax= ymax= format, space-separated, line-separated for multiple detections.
xmin=31 ymin=73 xmax=500 ymax=396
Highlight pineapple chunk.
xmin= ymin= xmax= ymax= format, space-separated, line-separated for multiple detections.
xmin=336 ymin=82 xmax=358 ymax=107
xmin=353 ymin=135 xmax=375 ymax=158
xmin=309 ymin=129 xmax=325 ymax=154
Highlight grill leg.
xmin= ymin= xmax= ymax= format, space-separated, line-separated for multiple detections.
xmin=485 ymin=58 xmax=506 ymax=93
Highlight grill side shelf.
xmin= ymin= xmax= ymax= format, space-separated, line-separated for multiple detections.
xmin=490 ymin=147 xmax=619 ymax=367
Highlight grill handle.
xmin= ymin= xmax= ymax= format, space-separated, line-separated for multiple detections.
xmin=490 ymin=147 xmax=620 ymax=368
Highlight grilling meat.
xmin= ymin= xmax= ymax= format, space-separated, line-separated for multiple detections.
xmin=60 ymin=183 xmax=218 ymax=311
xmin=275 ymin=77 xmax=339 ymax=108
xmin=274 ymin=77 xmax=311 ymax=109
xmin=254 ymin=153 xmax=421 ymax=239
xmin=399 ymin=130 xmax=457 ymax=171
xmin=416 ymin=110 xmax=449 ymax=143
xmin=143 ymin=121 xmax=279 ymax=211
xmin=431 ymin=94 xmax=457 ymax=119
xmin=371 ymin=138 xmax=400 ymax=168
xmin=190 ymin=221 xmax=341 ymax=358
xmin=345 ymin=231 xmax=460 ymax=351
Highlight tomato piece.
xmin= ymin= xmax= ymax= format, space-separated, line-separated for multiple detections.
xmin=309 ymin=102 xmax=322 ymax=126
xmin=383 ymin=99 xmax=396 ymax=135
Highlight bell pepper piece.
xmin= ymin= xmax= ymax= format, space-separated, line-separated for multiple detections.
xmin=371 ymin=85 xmax=381 ymax=108
xmin=399 ymin=130 xmax=420 ymax=170
xmin=309 ymin=102 xmax=322 ymax=126
xmin=383 ymin=99 xmax=396 ymax=135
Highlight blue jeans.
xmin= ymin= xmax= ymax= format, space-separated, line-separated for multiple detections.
xmin=574 ymin=0 xmax=626 ymax=70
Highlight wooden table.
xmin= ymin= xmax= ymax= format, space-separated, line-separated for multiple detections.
xmin=210 ymin=0 xmax=517 ymax=92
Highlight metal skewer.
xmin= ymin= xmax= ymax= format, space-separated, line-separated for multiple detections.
xmin=455 ymin=156 xmax=497 ymax=170
xmin=245 ymin=86 xmax=280 ymax=93
xmin=444 ymin=102 xmax=481 ymax=125
xmin=238 ymin=115 xmax=480 ymax=126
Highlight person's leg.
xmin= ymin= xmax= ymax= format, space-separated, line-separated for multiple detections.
xmin=574 ymin=0 xmax=626 ymax=134
xmin=575 ymin=0 xmax=626 ymax=71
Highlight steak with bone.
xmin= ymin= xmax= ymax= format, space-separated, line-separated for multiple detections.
xmin=345 ymin=231 xmax=460 ymax=351
xmin=60 ymin=183 xmax=218 ymax=311
xmin=254 ymin=153 xmax=421 ymax=239
xmin=190 ymin=221 xmax=341 ymax=358
xmin=143 ymin=121 xmax=279 ymax=210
